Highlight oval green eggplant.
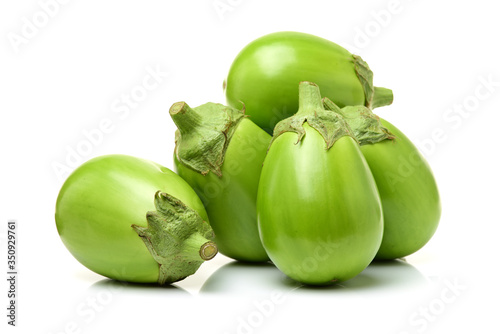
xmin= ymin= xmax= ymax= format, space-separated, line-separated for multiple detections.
xmin=257 ymin=82 xmax=383 ymax=285
xmin=323 ymin=99 xmax=441 ymax=260
xmin=171 ymin=102 xmax=271 ymax=262
xmin=224 ymin=31 xmax=393 ymax=134
xmin=55 ymin=154 xmax=216 ymax=284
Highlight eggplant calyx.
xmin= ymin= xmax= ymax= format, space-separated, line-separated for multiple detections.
xmin=272 ymin=81 xmax=355 ymax=150
xmin=170 ymin=101 xmax=246 ymax=177
xmin=131 ymin=191 xmax=217 ymax=285
xmin=323 ymin=97 xmax=395 ymax=145
xmin=352 ymin=54 xmax=393 ymax=109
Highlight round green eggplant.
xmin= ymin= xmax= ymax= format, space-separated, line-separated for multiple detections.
xmin=170 ymin=102 xmax=271 ymax=262
xmin=55 ymin=154 xmax=216 ymax=284
xmin=257 ymin=82 xmax=383 ymax=285
xmin=323 ymin=99 xmax=441 ymax=260
xmin=224 ymin=31 xmax=393 ymax=134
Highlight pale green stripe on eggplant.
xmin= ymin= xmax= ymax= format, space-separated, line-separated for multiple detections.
xmin=170 ymin=102 xmax=246 ymax=177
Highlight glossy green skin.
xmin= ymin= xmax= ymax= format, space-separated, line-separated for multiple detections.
xmin=362 ymin=120 xmax=441 ymax=260
xmin=225 ymin=31 xmax=365 ymax=133
xmin=257 ymin=125 xmax=383 ymax=285
xmin=174 ymin=119 xmax=271 ymax=262
xmin=55 ymin=154 xmax=208 ymax=283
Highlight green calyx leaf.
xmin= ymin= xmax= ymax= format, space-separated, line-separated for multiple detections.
xmin=170 ymin=101 xmax=246 ymax=177
xmin=272 ymin=81 xmax=355 ymax=150
xmin=132 ymin=191 xmax=217 ymax=285
xmin=352 ymin=54 xmax=393 ymax=109
xmin=323 ymin=97 xmax=395 ymax=145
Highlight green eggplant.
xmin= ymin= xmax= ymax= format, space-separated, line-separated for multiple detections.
xmin=323 ymin=98 xmax=441 ymax=260
xmin=170 ymin=102 xmax=271 ymax=262
xmin=224 ymin=31 xmax=393 ymax=134
xmin=55 ymin=154 xmax=216 ymax=284
xmin=257 ymin=82 xmax=383 ymax=285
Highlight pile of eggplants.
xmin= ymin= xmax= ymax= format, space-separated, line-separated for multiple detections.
xmin=55 ymin=31 xmax=440 ymax=286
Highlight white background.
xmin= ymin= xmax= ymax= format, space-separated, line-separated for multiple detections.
xmin=1 ymin=0 xmax=499 ymax=333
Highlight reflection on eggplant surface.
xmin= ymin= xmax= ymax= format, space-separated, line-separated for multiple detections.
xmin=201 ymin=259 xmax=429 ymax=296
